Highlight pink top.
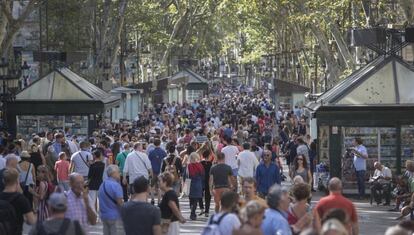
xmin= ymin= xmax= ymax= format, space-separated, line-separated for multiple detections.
xmin=54 ymin=160 xmax=70 ymax=181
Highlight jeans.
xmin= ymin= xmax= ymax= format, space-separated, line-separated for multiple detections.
xmin=189 ymin=197 xmax=201 ymax=217
xmin=120 ymin=176 xmax=128 ymax=202
xmin=356 ymin=170 xmax=366 ymax=197
xmin=203 ymin=184 xmax=211 ymax=214
xmin=102 ymin=219 xmax=124 ymax=235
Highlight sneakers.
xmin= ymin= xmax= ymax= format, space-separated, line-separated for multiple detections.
xmin=151 ymin=200 xmax=155 ymax=205
xmin=190 ymin=214 xmax=197 ymax=220
xmin=205 ymin=213 xmax=209 ymax=218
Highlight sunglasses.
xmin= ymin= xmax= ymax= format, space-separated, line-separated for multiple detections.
xmin=297 ymin=158 xmax=304 ymax=161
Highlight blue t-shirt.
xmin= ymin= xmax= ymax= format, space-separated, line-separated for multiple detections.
xmin=98 ymin=177 xmax=123 ymax=220
xmin=261 ymin=208 xmax=292 ymax=235
xmin=148 ymin=147 xmax=167 ymax=175
xmin=255 ymin=163 xmax=281 ymax=194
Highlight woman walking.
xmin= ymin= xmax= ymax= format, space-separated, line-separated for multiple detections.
xmin=187 ymin=152 xmax=204 ymax=220
xmin=159 ymin=172 xmax=186 ymax=235
xmin=290 ymin=154 xmax=312 ymax=186
xmin=33 ymin=165 xmax=50 ymax=222
xmin=17 ymin=151 xmax=36 ymax=206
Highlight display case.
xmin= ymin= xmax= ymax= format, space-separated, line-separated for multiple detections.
xmin=64 ymin=116 xmax=88 ymax=136
xmin=16 ymin=115 xmax=89 ymax=140
xmin=342 ymin=127 xmax=397 ymax=184
xmin=319 ymin=126 xmax=330 ymax=164
xmin=17 ymin=116 xmax=39 ymax=139
xmin=401 ymin=125 xmax=414 ymax=169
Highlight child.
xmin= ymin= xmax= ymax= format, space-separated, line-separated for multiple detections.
xmin=54 ymin=152 xmax=70 ymax=191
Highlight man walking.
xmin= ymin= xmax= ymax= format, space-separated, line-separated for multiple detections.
xmin=352 ymin=138 xmax=368 ymax=199
xmin=121 ymin=176 xmax=161 ymax=235
xmin=123 ymin=143 xmax=153 ymax=194
xmin=237 ymin=143 xmax=259 ymax=190
xmin=221 ymin=137 xmax=239 ymax=190
xmin=256 ymin=150 xmax=281 ymax=198
xmin=148 ymin=138 xmax=167 ymax=205
xmin=209 ymin=152 xmax=233 ymax=213
xmin=315 ymin=177 xmax=359 ymax=235
xmin=29 ymin=193 xmax=86 ymax=235
xmin=98 ymin=165 xmax=124 ymax=235
xmin=70 ymin=141 xmax=93 ymax=179
xmin=116 ymin=143 xmax=131 ymax=202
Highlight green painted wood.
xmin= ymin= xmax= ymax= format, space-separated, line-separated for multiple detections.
xmin=329 ymin=126 xmax=343 ymax=178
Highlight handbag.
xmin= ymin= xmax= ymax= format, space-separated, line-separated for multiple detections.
xmin=160 ymin=218 xmax=171 ymax=235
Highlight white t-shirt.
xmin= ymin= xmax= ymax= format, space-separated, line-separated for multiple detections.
xmin=373 ymin=166 xmax=392 ymax=184
xmin=123 ymin=151 xmax=152 ymax=184
xmin=237 ymin=150 xmax=259 ymax=178
xmin=221 ymin=145 xmax=239 ymax=169
xmin=70 ymin=150 xmax=93 ymax=177
xmin=211 ymin=212 xmax=241 ymax=235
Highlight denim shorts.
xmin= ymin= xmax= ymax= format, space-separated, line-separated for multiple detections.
xmin=232 ymin=168 xmax=238 ymax=177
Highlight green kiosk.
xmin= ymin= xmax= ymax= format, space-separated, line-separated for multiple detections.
xmin=306 ymin=55 xmax=414 ymax=188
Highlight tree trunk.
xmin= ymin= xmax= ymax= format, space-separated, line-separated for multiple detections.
xmin=0 ymin=0 xmax=39 ymax=57
xmin=324 ymin=15 xmax=355 ymax=70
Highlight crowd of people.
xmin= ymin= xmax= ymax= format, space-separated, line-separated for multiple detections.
xmin=0 ymin=84 xmax=412 ymax=235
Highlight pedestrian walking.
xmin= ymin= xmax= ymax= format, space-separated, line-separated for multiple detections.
xmin=200 ymin=148 xmax=213 ymax=218
xmin=148 ymin=138 xmax=167 ymax=205
xmin=314 ymin=177 xmax=359 ymax=235
xmin=121 ymin=176 xmax=161 ymax=235
xmin=123 ymin=142 xmax=153 ymax=194
xmin=98 ymin=165 xmax=124 ymax=235
xmin=88 ymin=150 xmax=105 ymax=213
xmin=70 ymin=141 xmax=93 ymax=180
xmin=209 ymin=152 xmax=233 ymax=213
xmin=255 ymin=150 xmax=281 ymax=198
xmin=187 ymin=152 xmax=204 ymax=220
xmin=159 ymin=172 xmax=186 ymax=235
xmin=55 ymin=152 xmax=70 ymax=191
xmin=29 ymin=192 xmax=86 ymax=235
xmin=290 ymin=154 xmax=312 ymax=186
xmin=233 ymin=200 xmax=265 ymax=235
xmin=17 ymin=151 xmax=36 ymax=207
xmin=33 ymin=165 xmax=50 ymax=222
xmin=237 ymin=143 xmax=259 ymax=190
xmin=115 ymin=143 xmax=131 ymax=202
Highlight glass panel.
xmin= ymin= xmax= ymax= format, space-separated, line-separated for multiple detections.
xmin=64 ymin=116 xmax=88 ymax=137
xmin=39 ymin=116 xmax=64 ymax=133
xmin=401 ymin=125 xmax=414 ymax=170
xmin=337 ymin=62 xmax=396 ymax=105
xmin=17 ymin=115 xmax=39 ymax=140
xmin=396 ymin=63 xmax=414 ymax=103
xmin=342 ymin=127 xmax=397 ymax=187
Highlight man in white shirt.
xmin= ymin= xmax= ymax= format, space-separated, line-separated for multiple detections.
xmin=123 ymin=142 xmax=153 ymax=194
xmin=221 ymin=137 xmax=240 ymax=192
xmin=237 ymin=143 xmax=259 ymax=190
xmin=371 ymin=161 xmax=392 ymax=205
xmin=69 ymin=141 xmax=93 ymax=179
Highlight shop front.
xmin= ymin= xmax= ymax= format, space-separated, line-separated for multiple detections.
xmin=306 ymin=55 xmax=414 ymax=189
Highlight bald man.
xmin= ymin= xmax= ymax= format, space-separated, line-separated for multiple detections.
xmin=371 ymin=161 xmax=392 ymax=206
xmin=314 ymin=177 xmax=359 ymax=235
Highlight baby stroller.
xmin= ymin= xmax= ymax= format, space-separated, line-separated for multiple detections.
xmin=316 ymin=162 xmax=330 ymax=194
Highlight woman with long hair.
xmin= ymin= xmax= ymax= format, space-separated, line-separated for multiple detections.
xmin=33 ymin=165 xmax=50 ymax=222
xmin=290 ymin=154 xmax=312 ymax=186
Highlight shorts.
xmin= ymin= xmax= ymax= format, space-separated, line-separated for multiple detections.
xmin=213 ymin=187 xmax=229 ymax=204
xmin=151 ymin=174 xmax=159 ymax=188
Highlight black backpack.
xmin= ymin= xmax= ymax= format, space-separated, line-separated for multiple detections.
xmin=36 ymin=218 xmax=82 ymax=235
xmin=0 ymin=194 xmax=19 ymax=235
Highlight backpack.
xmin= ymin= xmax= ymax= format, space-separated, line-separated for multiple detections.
xmin=164 ymin=156 xmax=179 ymax=181
xmin=201 ymin=213 xmax=229 ymax=235
xmin=0 ymin=194 xmax=19 ymax=235
xmin=36 ymin=218 xmax=80 ymax=235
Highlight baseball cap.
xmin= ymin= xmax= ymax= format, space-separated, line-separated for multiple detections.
xmin=48 ymin=193 xmax=67 ymax=211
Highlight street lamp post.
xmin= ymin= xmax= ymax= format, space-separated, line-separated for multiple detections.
xmin=21 ymin=61 xmax=30 ymax=89
xmin=0 ymin=58 xmax=21 ymax=130
xmin=130 ymin=63 xmax=137 ymax=85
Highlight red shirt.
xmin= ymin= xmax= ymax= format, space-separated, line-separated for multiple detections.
xmin=315 ymin=192 xmax=358 ymax=223
xmin=54 ymin=159 xmax=69 ymax=181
